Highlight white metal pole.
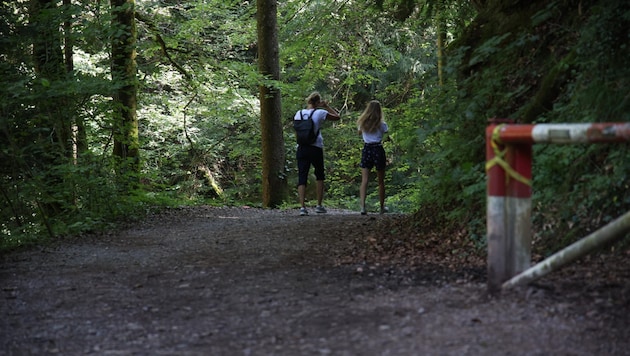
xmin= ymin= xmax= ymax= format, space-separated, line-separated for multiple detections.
xmin=502 ymin=210 xmax=630 ymax=289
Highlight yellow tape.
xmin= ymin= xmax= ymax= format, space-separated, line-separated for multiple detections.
xmin=485 ymin=124 xmax=532 ymax=186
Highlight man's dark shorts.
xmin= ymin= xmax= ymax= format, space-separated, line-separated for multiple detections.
xmin=360 ymin=143 xmax=386 ymax=171
xmin=297 ymin=145 xmax=325 ymax=186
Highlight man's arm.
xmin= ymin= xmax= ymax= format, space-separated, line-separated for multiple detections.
xmin=319 ymin=101 xmax=340 ymax=121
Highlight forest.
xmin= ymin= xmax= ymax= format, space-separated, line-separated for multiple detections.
xmin=1 ymin=0 xmax=629 ymax=253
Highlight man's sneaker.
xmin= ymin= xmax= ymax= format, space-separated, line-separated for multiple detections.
xmin=300 ymin=207 xmax=308 ymax=216
xmin=380 ymin=206 xmax=389 ymax=214
xmin=315 ymin=205 xmax=327 ymax=213
xmin=360 ymin=207 xmax=367 ymax=215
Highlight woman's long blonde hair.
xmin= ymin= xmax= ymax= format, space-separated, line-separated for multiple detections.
xmin=357 ymin=100 xmax=383 ymax=133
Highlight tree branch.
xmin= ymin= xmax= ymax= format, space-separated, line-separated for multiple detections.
xmin=135 ymin=11 xmax=192 ymax=80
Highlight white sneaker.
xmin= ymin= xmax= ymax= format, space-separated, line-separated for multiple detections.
xmin=300 ymin=207 xmax=308 ymax=216
xmin=315 ymin=206 xmax=327 ymax=213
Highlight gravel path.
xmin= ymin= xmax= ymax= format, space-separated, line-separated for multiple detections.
xmin=1 ymin=207 xmax=628 ymax=355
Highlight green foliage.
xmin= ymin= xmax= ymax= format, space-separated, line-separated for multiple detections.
xmin=436 ymin=0 xmax=630 ymax=246
xmin=0 ymin=151 xmax=161 ymax=251
xmin=532 ymin=144 xmax=630 ymax=252
xmin=2 ymin=0 xmax=629 ymax=254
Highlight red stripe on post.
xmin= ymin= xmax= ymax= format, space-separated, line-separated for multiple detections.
xmin=506 ymin=143 xmax=532 ymax=198
xmin=499 ymin=125 xmax=535 ymax=144
xmin=486 ymin=124 xmax=506 ymax=197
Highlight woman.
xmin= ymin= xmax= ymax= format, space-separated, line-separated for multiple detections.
xmin=357 ymin=100 xmax=388 ymax=215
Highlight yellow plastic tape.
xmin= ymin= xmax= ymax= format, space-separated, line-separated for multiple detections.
xmin=485 ymin=124 xmax=532 ymax=186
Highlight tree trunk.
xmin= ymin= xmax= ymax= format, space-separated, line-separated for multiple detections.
xmin=31 ymin=0 xmax=72 ymax=158
xmin=111 ymin=0 xmax=140 ymax=185
xmin=257 ymin=0 xmax=287 ymax=208
xmin=63 ymin=0 xmax=87 ymax=157
xmin=30 ymin=0 xmax=73 ymax=221
xmin=436 ymin=12 xmax=446 ymax=86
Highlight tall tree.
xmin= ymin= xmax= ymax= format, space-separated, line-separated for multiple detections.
xmin=436 ymin=6 xmax=446 ymax=86
xmin=257 ymin=0 xmax=287 ymax=207
xmin=111 ymin=0 xmax=139 ymax=184
xmin=62 ymin=0 xmax=87 ymax=156
xmin=29 ymin=0 xmax=74 ymax=229
xmin=31 ymin=0 xmax=72 ymax=158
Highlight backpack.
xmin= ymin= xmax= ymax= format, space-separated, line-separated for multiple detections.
xmin=293 ymin=109 xmax=320 ymax=145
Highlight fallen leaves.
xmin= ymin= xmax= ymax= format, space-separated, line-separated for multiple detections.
xmin=335 ymin=212 xmax=486 ymax=272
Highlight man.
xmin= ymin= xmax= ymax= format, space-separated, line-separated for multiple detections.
xmin=294 ymin=92 xmax=340 ymax=216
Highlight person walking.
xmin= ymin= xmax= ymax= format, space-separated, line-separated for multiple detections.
xmin=357 ymin=100 xmax=388 ymax=215
xmin=294 ymin=92 xmax=340 ymax=216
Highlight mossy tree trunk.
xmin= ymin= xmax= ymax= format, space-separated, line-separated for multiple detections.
xmin=257 ymin=0 xmax=287 ymax=208
xmin=111 ymin=0 xmax=140 ymax=187
xmin=30 ymin=0 xmax=74 ymax=227
xmin=436 ymin=9 xmax=446 ymax=86
xmin=62 ymin=0 xmax=87 ymax=157
xmin=31 ymin=0 xmax=72 ymax=159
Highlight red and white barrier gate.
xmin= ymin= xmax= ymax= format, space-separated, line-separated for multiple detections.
xmin=485 ymin=120 xmax=630 ymax=293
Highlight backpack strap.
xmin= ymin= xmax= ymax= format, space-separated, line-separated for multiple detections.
xmin=300 ymin=108 xmax=319 ymax=120
xmin=307 ymin=109 xmax=321 ymax=137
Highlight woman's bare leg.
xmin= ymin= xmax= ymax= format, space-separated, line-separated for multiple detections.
xmin=377 ymin=170 xmax=385 ymax=213
xmin=360 ymin=168 xmax=370 ymax=213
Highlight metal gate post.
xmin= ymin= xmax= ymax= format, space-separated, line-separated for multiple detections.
xmin=486 ymin=122 xmax=533 ymax=293
xmin=504 ymin=143 xmax=532 ymax=277
xmin=486 ymin=123 xmax=507 ymax=293
xmin=485 ymin=122 xmax=629 ymax=293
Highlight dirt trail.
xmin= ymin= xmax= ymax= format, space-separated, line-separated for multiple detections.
xmin=1 ymin=207 xmax=628 ymax=355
